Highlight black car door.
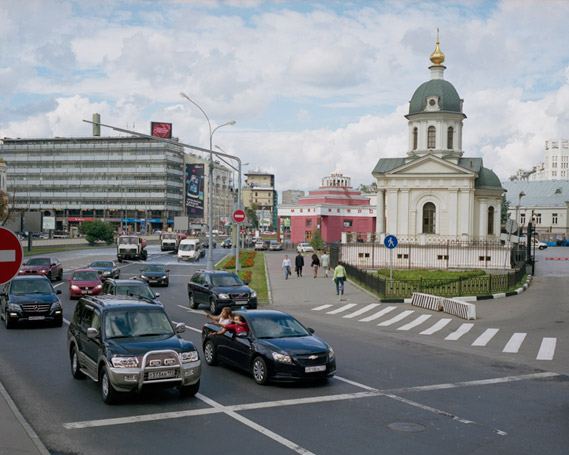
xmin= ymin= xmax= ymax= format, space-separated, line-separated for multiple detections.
xmin=78 ymin=305 xmax=100 ymax=379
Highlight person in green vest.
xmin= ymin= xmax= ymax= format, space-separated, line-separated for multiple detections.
xmin=333 ymin=263 xmax=347 ymax=296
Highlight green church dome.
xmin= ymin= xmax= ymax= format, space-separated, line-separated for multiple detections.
xmin=408 ymin=79 xmax=463 ymax=115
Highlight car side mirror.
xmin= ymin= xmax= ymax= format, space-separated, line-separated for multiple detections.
xmin=244 ymin=281 xmax=249 ymax=285
xmin=87 ymin=327 xmax=99 ymax=339
xmin=175 ymin=322 xmax=186 ymax=333
xmin=66 ymin=278 xmax=71 ymax=281
xmin=51 ymin=263 xmax=56 ymax=267
xmin=203 ymin=283 xmax=210 ymax=288
xmin=166 ymin=270 xmax=170 ymax=273
xmin=56 ymin=290 xmax=62 ymax=295
xmin=154 ymin=293 xmax=160 ymax=298
xmin=308 ymin=328 xmax=315 ymax=334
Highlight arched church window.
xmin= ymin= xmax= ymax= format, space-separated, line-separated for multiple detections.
xmin=422 ymin=202 xmax=436 ymax=234
xmin=447 ymin=127 xmax=454 ymax=149
xmin=413 ymin=127 xmax=418 ymax=150
xmin=427 ymin=126 xmax=436 ymax=149
xmin=487 ymin=206 xmax=495 ymax=235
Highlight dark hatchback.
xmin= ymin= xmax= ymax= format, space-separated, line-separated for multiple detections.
xmin=202 ymin=310 xmax=335 ymax=385
xmin=101 ymin=279 xmax=162 ymax=306
xmin=88 ymin=260 xmax=120 ymax=281
xmin=187 ymin=270 xmax=257 ymax=315
xmin=139 ymin=264 xmax=170 ymax=287
xmin=0 ymin=276 xmax=63 ymax=328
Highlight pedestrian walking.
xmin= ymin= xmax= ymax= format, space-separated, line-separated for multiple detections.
xmin=282 ymin=255 xmax=292 ymax=280
xmin=295 ymin=252 xmax=304 ymax=277
xmin=311 ymin=253 xmax=320 ymax=278
xmin=333 ymin=263 xmax=347 ymax=297
xmin=320 ymin=251 xmax=330 ymax=277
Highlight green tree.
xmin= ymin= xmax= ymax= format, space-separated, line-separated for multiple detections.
xmin=79 ymin=220 xmax=115 ymax=246
xmin=359 ymin=181 xmax=378 ymax=193
xmin=310 ymin=230 xmax=324 ymax=251
xmin=245 ymin=204 xmax=259 ymax=229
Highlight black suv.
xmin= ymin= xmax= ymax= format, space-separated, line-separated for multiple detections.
xmin=67 ymin=295 xmax=201 ymax=404
xmin=101 ymin=279 xmax=162 ymax=306
xmin=187 ymin=270 xmax=258 ymax=315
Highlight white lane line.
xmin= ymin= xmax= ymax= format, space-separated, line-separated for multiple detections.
xmin=536 ymin=337 xmax=557 ymax=360
xmin=377 ymin=310 xmax=414 ymax=327
xmin=359 ymin=306 xmax=396 ymax=322
xmin=471 ymin=328 xmax=499 ymax=347
xmin=326 ymin=303 xmax=357 ymax=315
xmin=312 ymin=304 xmax=333 ymax=311
xmin=176 ymin=304 xmax=205 ymax=315
xmin=342 ymin=303 xmax=380 ymax=319
xmin=503 ymin=333 xmax=527 ymax=353
xmin=420 ymin=318 xmax=452 ymax=335
xmin=445 ymin=323 xmax=474 ymax=341
xmin=196 ymin=394 xmax=316 ymax=455
xmin=397 ymin=314 xmax=432 ymax=331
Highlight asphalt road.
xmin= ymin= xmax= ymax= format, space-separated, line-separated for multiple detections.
xmin=0 ymin=246 xmax=567 ymax=455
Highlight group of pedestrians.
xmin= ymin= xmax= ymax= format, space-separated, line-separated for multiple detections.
xmin=281 ymin=249 xmax=346 ymax=297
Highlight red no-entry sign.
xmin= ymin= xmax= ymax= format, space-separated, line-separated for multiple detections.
xmin=233 ymin=209 xmax=246 ymax=224
xmin=0 ymin=227 xmax=24 ymax=285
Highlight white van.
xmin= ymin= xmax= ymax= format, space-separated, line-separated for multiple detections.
xmin=177 ymin=238 xmax=203 ymax=261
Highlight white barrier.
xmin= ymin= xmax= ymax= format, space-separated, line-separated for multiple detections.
xmin=441 ymin=297 xmax=476 ymax=320
xmin=411 ymin=293 xmax=442 ymax=311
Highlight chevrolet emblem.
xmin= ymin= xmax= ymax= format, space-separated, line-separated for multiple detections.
xmin=309 ymin=355 xmax=318 ymax=360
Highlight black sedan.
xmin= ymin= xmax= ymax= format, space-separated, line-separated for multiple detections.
xmin=202 ymin=310 xmax=336 ymax=385
xmin=139 ymin=264 xmax=170 ymax=286
xmin=88 ymin=260 xmax=120 ymax=281
xmin=0 ymin=275 xmax=63 ymax=328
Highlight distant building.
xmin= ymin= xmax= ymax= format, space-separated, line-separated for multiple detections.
xmin=281 ymin=190 xmax=305 ymax=205
xmin=278 ymin=172 xmax=375 ymax=244
xmin=510 ymin=139 xmax=569 ymax=182
xmin=242 ymin=170 xmax=277 ymax=230
xmin=0 ymin=158 xmax=6 ymax=192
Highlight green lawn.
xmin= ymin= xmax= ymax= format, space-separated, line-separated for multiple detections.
xmin=216 ymin=250 xmax=269 ymax=303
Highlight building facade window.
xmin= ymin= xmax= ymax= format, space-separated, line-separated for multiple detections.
xmin=520 ymin=213 xmax=526 ymax=225
xmin=306 ymin=219 xmax=312 ymax=227
xmin=422 ymin=202 xmax=436 ymax=234
xmin=413 ymin=127 xmax=418 ymax=150
xmin=447 ymin=127 xmax=454 ymax=149
xmin=535 ymin=213 xmax=542 ymax=224
xmin=427 ymin=126 xmax=436 ymax=149
xmin=487 ymin=206 xmax=495 ymax=235
xmin=343 ymin=220 xmax=353 ymax=227
xmin=552 ymin=213 xmax=558 ymax=224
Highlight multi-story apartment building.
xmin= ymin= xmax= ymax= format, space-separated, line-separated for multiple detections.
xmin=0 ymin=135 xmax=232 ymax=232
xmin=511 ymin=139 xmax=569 ymax=181
xmin=281 ymin=189 xmax=305 ymax=205
xmin=242 ymin=170 xmax=277 ymax=230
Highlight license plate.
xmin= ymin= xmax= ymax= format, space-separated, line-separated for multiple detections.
xmin=82 ymin=290 xmax=92 ymax=294
xmin=28 ymin=316 xmax=45 ymax=321
xmin=234 ymin=300 xmax=248 ymax=305
xmin=305 ymin=365 xmax=326 ymax=373
xmin=148 ymin=370 xmax=175 ymax=380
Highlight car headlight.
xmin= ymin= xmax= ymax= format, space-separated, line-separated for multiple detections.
xmin=7 ymin=303 xmax=20 ymax=311
xmin=71 ymin=285 xmax=80 ymax=291
xmin=40 ymin=269 xmax=49 ymax=274
xmin=161 ymin=275 xmax=167 ymax=279
xmin=50 ymin=301 xmax=62 ymax=310
xmin=111 ymin=356 xmax=139 ymax=368
xmin=250 ymin=290 xmax=257 ymax=298
xmin=181 ymin=351 xmax=199 ymax=363
xmin=272 ymin=352 xmax=293 ymax=364
xmin=103 ymin=271 xmax=111 ymax=276
xmin=141 ymin=275 xmax=148 ymax=279
xmin=218 ymin=293 xmax=230 ymax=300
xmin=328 ymin=347 xmax=335 ymax=361
xmin=94 ymin=284 xmax=102 ymax=291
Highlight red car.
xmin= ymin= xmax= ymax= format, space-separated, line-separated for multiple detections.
xmin=67 ymin=269 xmax=102 ymax=299
xmin=18 ymin=257 xmax=63 ymax=282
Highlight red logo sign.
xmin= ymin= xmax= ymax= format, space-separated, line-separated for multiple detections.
xmin=0 ymin=227 xmax=24 ymax=285
xmin=233 ymin=209 xmax=246 ymax=224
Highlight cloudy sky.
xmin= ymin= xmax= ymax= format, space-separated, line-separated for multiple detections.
xmin=1 ymin=0 xmax=569 ymax=198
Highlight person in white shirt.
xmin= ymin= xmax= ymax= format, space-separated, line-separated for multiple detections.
xmin=282 ymin=255 xmax=292 ymax=280
xmin=320 ymin=252 xmax=330 ymax=277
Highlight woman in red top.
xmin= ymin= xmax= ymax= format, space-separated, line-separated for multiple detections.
xmin=213 ymin=314 xmax=248 ymax=336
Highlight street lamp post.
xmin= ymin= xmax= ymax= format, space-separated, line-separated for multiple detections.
xmin=515 ymin=191 xmax=526 ymax=235
xmin=180 ymin=92 xmax=235 ymax=271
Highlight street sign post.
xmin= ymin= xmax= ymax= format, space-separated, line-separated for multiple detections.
xmin=0 ymin=227 xmax=24 ymax=285
xmin=233 ymin=209 xmax=246 ymax=224
xmin=384 ymin=235 xmax=398 ymax=292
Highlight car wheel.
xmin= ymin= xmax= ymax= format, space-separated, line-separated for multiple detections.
xmin=118 ymin=258 xmax=123 ymax=263
xmin=209 ymin=298 xmax=220 ymax=315
xmin=204 ymin=340 xmax=218 ymax=366
xmin=249 ymin=303 xmax=257 ymax=310
xmin=58 ymin=270 xmax=63 ymax=281
xmin=4 ymin=310 xmax=14 ymax=329
xmin=189 ymin=293 xmax=199 ymax=309
xmin=179 ymin=380 xmax=200 ymax=398
xmin=70 ymin=346 xmax=85 ymax=379
xmin=53 ymin=316 xmax=63 ymax=328
xmin=164 ymin=279 xmax=169 ymax=287
xmin=48 ymin=271 xmax=53 ymax=282
xmin=100 ymin=365 xmax=119 ymax=405
xmin=252 ymin=356 xmax=269 ymax=385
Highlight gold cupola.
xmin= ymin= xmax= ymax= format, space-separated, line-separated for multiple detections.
xmin=429 ymin=28 xmax=445 ymax=66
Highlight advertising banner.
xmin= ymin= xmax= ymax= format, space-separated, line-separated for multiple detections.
xmin=185 ymin=163 xmax=205 ymax=219
xmin=151 ymin=122 xmax=173 ymax=139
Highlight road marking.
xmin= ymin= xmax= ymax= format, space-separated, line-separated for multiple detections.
xmin=176 ymin=304 xmax=205 ymax=315
xmin=502 ymin=333 xmax=527 ymax=353
xmin=312 ymin=304 xmax=333 ymax=311
xmin=420 ymin=318 xmax=452 ymax=335
xmin=342 ymin=303 xmax=380 ymax=319
xmin=0 ymin=250 xmax=16 ymax=262
xmin=377 ymin=310 xmax=414 ymax=327
xmin=397 ymin=314 xmax=432 ymax=331
xmin=472 ymin=328 xmax=499 ymax=347
xmin=536 ymin=337 xmax=557 ymax=360
xmin=445 ymin=323 xmax=474 ymax=341
xmin=326 ymin=303 xmax=357 ymax=314
xmin=359 ymin=306 xmax=396 ymax=322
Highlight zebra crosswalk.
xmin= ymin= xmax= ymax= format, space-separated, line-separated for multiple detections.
xmin=311 ymin=303 xmax=558 ymax=361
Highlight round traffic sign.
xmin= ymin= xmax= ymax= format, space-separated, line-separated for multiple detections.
xmin=233 ymin=209 xmax=246 ymax=224
xmin=0 ymin=227 xmax=24 ymax=285
xmin=384 ymin=235 xmax=398 ymax=249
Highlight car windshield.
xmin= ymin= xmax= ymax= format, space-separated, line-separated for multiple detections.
xmin=104 ymin=309 xmax=173 ymax=338
xmin=143 ymin=265 xmax=165 ymax=272
xmin=119 ymin=237 xmax=138 ymax=244
xmin=116 ymin=284 xmax=155 ymax=299
xmin=250 ymin=315 xmax=311 ymax=339
xmin=179 ymin=243 xmax=195 ymax=251
xmin=73 ymin=271 xmax=100 ymax=281
xmin=11 ymin=280 xmax=53 ymax=295
xmin=163 ymin=234 xmax=176 ymax=239
xmin=211 ymin=274 xmax=243 ymax=287
xmin=26 ymin=258 xmax=50 ymax=266
xmin=90 ymin=261 xmax=113 ymax=268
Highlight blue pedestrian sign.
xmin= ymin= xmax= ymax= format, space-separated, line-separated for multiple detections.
xmin=384 ymin=235 xmax=398 ymax=249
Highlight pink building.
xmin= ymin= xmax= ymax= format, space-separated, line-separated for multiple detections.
xmin=278 ymin=172 xmax=376 ymax=244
